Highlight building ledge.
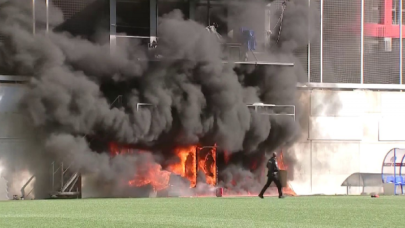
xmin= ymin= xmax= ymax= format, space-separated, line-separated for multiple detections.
xmin=297 ymin=82 xmax=405 ymax=91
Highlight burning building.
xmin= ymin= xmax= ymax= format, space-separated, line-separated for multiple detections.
xmin=0 ymin=0 xmax=312 ymax=199
xmin=96 ymin=137 xmax=296 ymax=197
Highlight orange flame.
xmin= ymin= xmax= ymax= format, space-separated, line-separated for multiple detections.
xmin=128 ymin=163 xmax=171 ymax=191
xmin=277 ymin=150 xmax=296 ymax=196
xmin=197 ymin=145 xmax=217 ymax=186
xmin=167 ymin=145 xmax=197 ymax=187
xmin=110 ymin=142 xmax=296 ymax=197
xmin=277 ymin=151 xmax=288 ymax=170
xmin=109 ymin=142 xmax=217 ymax=191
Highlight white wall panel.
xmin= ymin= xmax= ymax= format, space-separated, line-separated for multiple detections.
xmin=362 ymin=90 xmax=381 ymax=114
xmin=291 ymin=90 xmax=405 ymax=195
xmin=381 ymin=92 xmax=405 ymax=115
xmin=289 ymin=142 xmax=311 ymax=195
xmin=311 ymin=142 xmax=360 ymax=195
xmin=362 ymin=114 xmax=380 ymax=142
xmin=379 ymin=117 xmax=405 ymax=141
xmin=0 ymin=84 xmax=40 ymax=199
xmin=359 ymin=143 xmax=405 ymax=173
xmin=297 ymin=90 xmax=311 ymax=142
xmin=310 ymin=90 xmax=366 ymax=116
xmin=0 ymin=85 xmax=27 ymax=113
xmin=309 ymin=117 xmax=363 ymax=140
xmin=0 ymin=114 xmax=33 ymax=139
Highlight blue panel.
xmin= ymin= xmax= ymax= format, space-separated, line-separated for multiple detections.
xmin=240 ymin=28 xmax=257 ymax=51
xmin=382 ymin=148 xmax=405 ymax=194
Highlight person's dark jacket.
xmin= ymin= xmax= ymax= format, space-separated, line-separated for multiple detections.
xmin=266 ymin=157 xmax=279 ymax=177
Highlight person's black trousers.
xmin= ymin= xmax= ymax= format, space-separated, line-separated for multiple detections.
xmin=259 ymin=173 xmax=283 ymax=197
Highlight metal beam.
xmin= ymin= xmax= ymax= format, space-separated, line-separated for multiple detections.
xmin=320 ymin=0 xmax=323 ymax=83
xmin=247 ymin=103 xmax=295 ymax=121
xmin=297 ymin=82 xmax=405 ymax=90
xmin=110 ymin=0 xmax=117 ymax=51
xmin=360 ymin=0 xmax=364 ymax=84
xmin=136 ymin=103 xmax=154 ymax=111
xmin=189 ymin=0 xmax=196 ymax=20
xmin=21 ymin=175 xmax=35 ymax=199
xmin=0 ymin=75 xmax=30 ymax=82
xmin=150 ymin=0 xmax=157 ymax=45
xmin=307 ymin=0 xmax=311 ymax=83
xmin=46 ymin=0 xmax=49 ymax=33
xmin=207 ymin=0 xmax=211 ymax=26
xmin=222 ymin=61 xmax=294 ymax=66
xmin=111 ymin=35 xmax=151 ymax=39
xmin=32 ymin=0 xmax=36 ymax=35
xmin=131 ymin=57 xmax=295 ymax=66
xmin=6 ymin=77 xmax=405 ymax=91
xmin=398 ymin=0 xmax=403 ymax=85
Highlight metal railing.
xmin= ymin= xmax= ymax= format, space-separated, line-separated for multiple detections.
xmin=247 ymin=103 xmax=296 ymax=121
xmin=20 ymin=175 xmax=35 ymax=199
xmin=51 ymin=161 xmax=80 ymax=197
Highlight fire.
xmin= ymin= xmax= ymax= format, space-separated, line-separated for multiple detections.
xmin=277 ymin=151 xmax=288 ymax=170
xmin=109 ymin=142 xmax=217 ymax=192
xmin=167 ymin=145 xmax=197 ymax=187
xmin=109 ymin=142 xmax=146 ymax=156
xmin=277 ymin=150 xmax=297 ymax=196
xmin=110 ymin=142 xmax=170 ymax=190
xmin=223 ymin=150 xmax=231 ymax=164
xmin=128 ymin=163 xmax=171 ymax=191
xmin=197 ymin=145 xmax=217 ymax=186
xmin=109 ymin=141 xmax=295 ymax=197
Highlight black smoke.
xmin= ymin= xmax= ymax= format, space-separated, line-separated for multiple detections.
xmin=0 ymin=0 xmax=319 ymax=197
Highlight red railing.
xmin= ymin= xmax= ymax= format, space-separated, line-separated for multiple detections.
xmin=364 ymin=0 xmax=405 ymax=38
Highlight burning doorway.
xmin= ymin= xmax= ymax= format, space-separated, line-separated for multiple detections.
xmin=108 ymin=142 xmax=217 ymax=193
xmin=108 ymin=141 xmax=295 ymax=197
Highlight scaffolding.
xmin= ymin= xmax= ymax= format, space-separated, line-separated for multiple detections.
xmin=49 ymin=161 xmax=81 ymax=198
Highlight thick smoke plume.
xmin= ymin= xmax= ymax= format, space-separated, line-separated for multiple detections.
xmin=0 ymin=0 xmax=319 ymax=198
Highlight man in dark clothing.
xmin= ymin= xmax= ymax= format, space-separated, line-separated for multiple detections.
xmin=258 ymin=152 xmax=284 ymax=199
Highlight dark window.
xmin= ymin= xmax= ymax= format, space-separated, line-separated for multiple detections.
xmin=116 ymin=0 xmax=150 ymax=37
xmin=158 ymin=0 xmax=189 ymax=18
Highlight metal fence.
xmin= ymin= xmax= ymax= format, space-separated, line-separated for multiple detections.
xmin=52 ymin=0 xmax=96 ymax=21
xmin=304 ymin=0 xmax=405 ymax=84
xmin=3 ymin=0 xmax=405 ymax=85
xmin=54 ymin=0 xmax=405 ymax=85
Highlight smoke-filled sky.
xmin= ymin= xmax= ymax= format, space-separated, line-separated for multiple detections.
xmin=0 ymin=0 xmax=319 ymax=197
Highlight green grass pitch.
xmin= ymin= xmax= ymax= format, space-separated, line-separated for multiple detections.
xmin=0 ymin=196 xmax=403 ymax=228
